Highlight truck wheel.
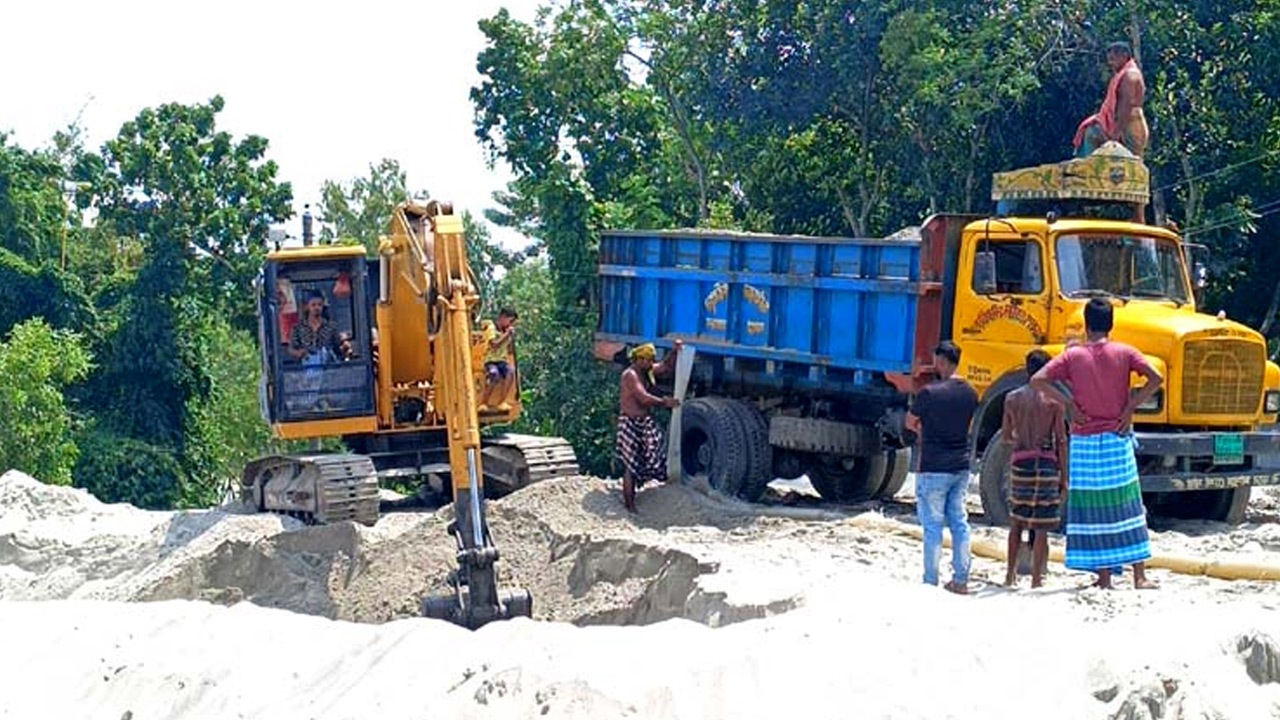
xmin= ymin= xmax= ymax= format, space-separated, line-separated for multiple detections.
xmin=1155 ymin=487 xmax=1250 ymax=525
xmin=1217 ymin=487 xmax=1251 ymax=525
xmin=979 ymin=430 xmax=1012 ymax=527
xmin=876 ymin=448 xmax=911 ymax=500
xmin=772 ymin=450 xmax=805 ymax=481
xmin=807 ymin=462 xmax=842 ymax=502
xmin=810 ymin=454 xmax=887 ymax=502
xmin=679 ymin=398 xmax=749 ymax=497
xmin=728 ymin=400 xmax=773 ymax=502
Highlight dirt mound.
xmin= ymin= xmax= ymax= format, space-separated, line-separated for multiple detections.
xmin=0 ymin=472 xmax=790 ymax=627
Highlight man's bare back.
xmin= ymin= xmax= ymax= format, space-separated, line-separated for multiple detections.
xmin=1003 ymin=386 xmax=1066 ymax=461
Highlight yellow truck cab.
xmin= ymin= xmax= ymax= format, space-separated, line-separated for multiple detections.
xmin=955 ymin=143 xmax=1280 ymax=524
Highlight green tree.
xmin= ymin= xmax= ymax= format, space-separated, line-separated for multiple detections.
xmin=317 ymin=158 xmax=420 ymax=253
xmin=0 ymin=319 xmax=92 ymax=485
xmin=183 ymin=317 xmax=274 ymax=507
xmin=497 ymin=256 xmax=619 ymax=475
xmin=74 ymin=95 xmax=293 ymax=328
xmin=71 ymin=96 xmax=292 ymax=507
xmin=0 ymin=133 xmax=69 ymax=266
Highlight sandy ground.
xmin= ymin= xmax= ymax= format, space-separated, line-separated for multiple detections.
xmin=2 ymin=469 xmax=1279 ymax=719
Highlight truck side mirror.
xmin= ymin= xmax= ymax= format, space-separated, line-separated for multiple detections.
xmin=974 ymin=250 xmax=998 ymax=295
xmin=1193 ymin=261 xmax=1208 ymax=290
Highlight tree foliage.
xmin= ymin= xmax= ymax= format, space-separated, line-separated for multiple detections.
xmin=0 ymin=319 xmax=92 ymax=486
xmin=317 ymin=158 xmax=418 ymax=254
xmin=4 ymin=0 xmax=1280 ymax=503
xmin=498 ymin=256 xmax=619 ymax=474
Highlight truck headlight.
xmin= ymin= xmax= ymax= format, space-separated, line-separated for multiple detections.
xmin=1136 ymin=391 xmax=1162 ymax=413
xmin=1266 ymin=390 xmax=1280 ymax=414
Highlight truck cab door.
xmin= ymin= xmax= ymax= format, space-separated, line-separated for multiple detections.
xmin=952 ymin=233 xmax=1051 ymax=395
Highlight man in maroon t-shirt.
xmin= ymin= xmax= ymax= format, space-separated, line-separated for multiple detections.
xmin=1031 ymin=298 xmax=1162 ymax=590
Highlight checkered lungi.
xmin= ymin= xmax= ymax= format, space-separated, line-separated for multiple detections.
xmin=617 ymin=415 xmax=665 ymax=485
xmin=1064 ymin=433 xmax=1152 ymax=570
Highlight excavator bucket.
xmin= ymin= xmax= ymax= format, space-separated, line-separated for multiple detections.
xmin=422 ymin=585 xmax=532 ymax=629
xmin=422 ymin=521 xmax=532 ymax=629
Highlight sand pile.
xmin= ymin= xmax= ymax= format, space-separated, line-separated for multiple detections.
xmin=0 ymin=470 xmax=793 ymax=626
xmin=3 ymin=469 xmax=1280 ymax=718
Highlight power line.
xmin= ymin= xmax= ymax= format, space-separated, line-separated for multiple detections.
xmin=1180 ymin=197 xmax=1280 ymax=238
xmin=1153 ymin=148 xmax=1280 ymax=193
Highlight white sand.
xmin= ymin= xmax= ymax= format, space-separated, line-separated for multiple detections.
xmin=2 ymin=469 xmax=1279 ymax=718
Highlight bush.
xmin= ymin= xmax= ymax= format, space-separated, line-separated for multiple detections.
xmin=0 ymin=319 xmax=92 ymax=485
xmin=498 ymin=258 xmax=619 ymax=476
xmin=182 ymin=317 xmax=275 ymax=508
xmin=73 ymin=427 xmax=184 ymax=509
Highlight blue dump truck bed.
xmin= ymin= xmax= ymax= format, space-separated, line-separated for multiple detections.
xmin=596 ymin=227 xmax=945 ymax=395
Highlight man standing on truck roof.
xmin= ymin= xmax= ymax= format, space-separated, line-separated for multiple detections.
xmin=1000 ymin=349 xmax=1068 ymax=589
xmin=1074 ymin=42 xmax=1148 ymax=158
xmin=1031 ymin=298 xmax=1162 ymax=590
xmin=617 ymin=341 xmax=682 ymax=513
xmin=906 ymin=341 xmax=978 ymax=595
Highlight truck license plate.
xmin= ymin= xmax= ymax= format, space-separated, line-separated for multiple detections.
xmin=1213 ymin=433 xmax=1244 ymax=465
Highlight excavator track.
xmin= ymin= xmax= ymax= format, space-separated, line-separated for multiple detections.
xmin=481 ymin=433 xmax=580 ymax=496
xmin=242 ymin=454 xmax=380 ymax=526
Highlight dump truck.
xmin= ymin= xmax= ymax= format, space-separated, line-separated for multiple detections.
xmin=595 ymin=144 xmax=1280 ymax=524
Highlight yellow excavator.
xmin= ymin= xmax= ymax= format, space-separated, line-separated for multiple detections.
xmin=242 ymin=200 xmax=578 ymax=627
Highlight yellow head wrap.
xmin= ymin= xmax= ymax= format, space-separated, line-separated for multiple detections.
xmin=628 ymin=343 xmax=656 ymax=362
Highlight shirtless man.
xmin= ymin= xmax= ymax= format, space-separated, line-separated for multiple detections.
xmin=1073 ymin=42 xmax=1148 ymax=158
xmin=617 ymin=341 xmax=682 ymax=512
xmin=1000 ymin=349 xmax=1068 ymax=589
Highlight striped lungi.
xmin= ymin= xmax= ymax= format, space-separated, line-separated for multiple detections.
xmin=1008 ymin=457 xmax=1062 ymax=529
xmin=617 ymin=415 xmax=665 ymax=486
xmin=1064 ymin=433 xmax=1152 ymax=571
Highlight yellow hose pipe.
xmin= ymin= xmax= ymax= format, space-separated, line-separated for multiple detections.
xmin=687 ymin=486 xmax=1280 ymax=583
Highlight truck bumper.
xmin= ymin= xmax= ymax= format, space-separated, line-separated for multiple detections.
xmin=1133 ymin=430 xmax=1280 ymax=492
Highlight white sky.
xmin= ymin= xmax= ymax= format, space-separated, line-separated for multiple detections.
xmin=1 ymin=0 xmax=541 ymax=250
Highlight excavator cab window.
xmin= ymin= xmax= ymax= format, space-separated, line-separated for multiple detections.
xmin=261 ymin=256 xmax=375 ymax=423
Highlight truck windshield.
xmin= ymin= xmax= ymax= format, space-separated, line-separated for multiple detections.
xmin=1055 ymin=233 xmax=1190 ymax=303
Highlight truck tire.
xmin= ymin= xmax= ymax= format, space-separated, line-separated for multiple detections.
xmin=728 ymin=400 xmax=773 ymax=502
xmin=1216 ymin=487 xmax=1251 ymax=525
xmin=809 ymin=453 xmax=888 ymax=502
xmin=1155 ymin=487 xmax=1250 ymax=525
xmin=772 ymin=450 xmax=806 ymax=481
xmin=679 ymin=398 xmax=749 ymax=497
xmin=979 ymin=429 xmax=1012 ymax=527
xmin=876 ymin=448 xmax=911 ymax=500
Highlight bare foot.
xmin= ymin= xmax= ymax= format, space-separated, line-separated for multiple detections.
xmin=1031 ymin=578 xmax=1044 ymax=589
xmin=1089 ymin=578 xmax=1113 ymax=590
xmin=1003 ymin=576 xmax=1018 ymax=589
xmin=1134 ymin=577 xmax=1159 ymax=590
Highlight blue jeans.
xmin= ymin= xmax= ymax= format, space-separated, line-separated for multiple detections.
xmin=916 ymin=471 xmax=972 ymax=586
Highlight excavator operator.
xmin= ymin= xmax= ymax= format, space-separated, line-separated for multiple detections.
xmin=288 ymin=290 xmax=353 ymax=363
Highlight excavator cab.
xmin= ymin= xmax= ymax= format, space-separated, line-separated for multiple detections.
xmin=256 ymin=246 xmax=379 ymax=436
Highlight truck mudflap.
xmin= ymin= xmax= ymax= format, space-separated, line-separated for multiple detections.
xmin=1133 ymin=430 xmax=1280 ymax=493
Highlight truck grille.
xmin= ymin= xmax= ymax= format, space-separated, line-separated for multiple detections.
xmin=1181 ymin=339 xmax=1264 ymax=415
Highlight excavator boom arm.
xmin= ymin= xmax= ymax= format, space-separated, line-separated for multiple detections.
xmin=421 ymin=205 xmax=530 ymax=628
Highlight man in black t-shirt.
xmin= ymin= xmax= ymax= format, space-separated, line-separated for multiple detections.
xmin=905 ymin=341 xmax=979 ymax=594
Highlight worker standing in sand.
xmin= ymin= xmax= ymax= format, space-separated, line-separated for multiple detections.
xmin=617 ymin=341 xmax=682 ymax=513
xmin=905 ymin=341 xmax=978 ymax=595
xmin=1000 ymin=349 xmax=1068 ymax=589
xmin=1031 ymin=299 xmax=1161 ymax=590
